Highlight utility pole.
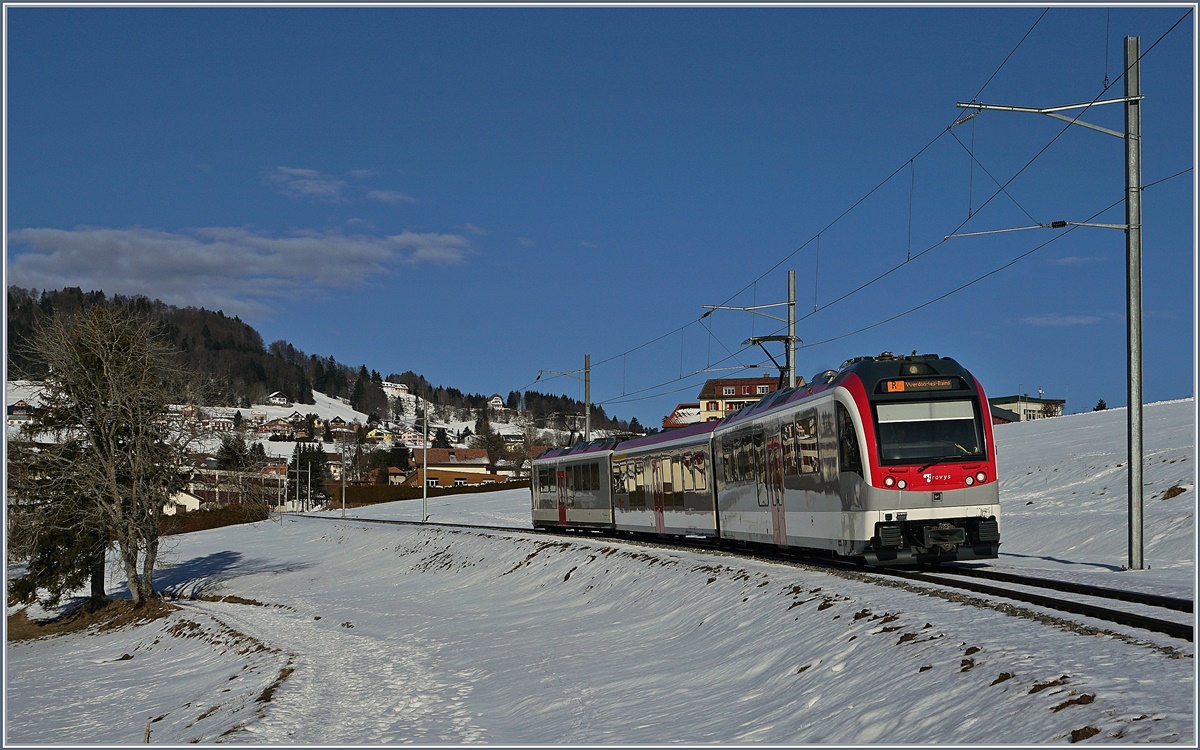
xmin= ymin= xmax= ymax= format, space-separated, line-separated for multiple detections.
xmin=584 ymin=354 xmax=591 ymax=442
xmin=422 ymin=389 xmax=429 ymax=522
xmin=537 ymin=355 xmax=592 ymax=442
xmin=340 ymin=441 xmax=347 ymax=518
xmin=1124 ymin=36 xmax=1144 ymax=571
xmin=703 ymin=270 xmax=801 ymax=388
xmin=955 ymin=36 xmax=1144 ymax=568
xmin=787 ymin=270 xmax=797 ymax=388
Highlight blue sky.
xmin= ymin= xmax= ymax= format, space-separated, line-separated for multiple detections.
xmin=5 ymin=5 xmax=1195 ymax=428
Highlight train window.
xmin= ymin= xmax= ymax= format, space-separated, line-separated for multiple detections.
xmin=672 ymin=456 xmax=685 ymax=506
xmin=797 ymin=412 xmax=819 ymax=475
xmin=875 ymin=399 xmax=983 ymax=464
xmin=681 ymin=454 xmax=695 ymax=492
xmin=694 ymin=452 xmax=708 ymax=491
xmin=589 ymin=462 xmax=600 ymax=492
xmin=635 ymin=461 xmax=646 ymax=509
xmin=662 ymin=456 xmax=674 ymax=505
xmin=836 ymin=402 xmax=864 ymax=477
xmin=781 ymin=422 xmax=797 ymax=475
xmin=752 ymin=432 xmax=764 ymax=481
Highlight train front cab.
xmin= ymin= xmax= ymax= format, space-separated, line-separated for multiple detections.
xmin=841 ymin=357 xmax=1002 ymax=565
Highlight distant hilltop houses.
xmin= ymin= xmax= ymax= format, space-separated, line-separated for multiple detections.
xmin=6 ymin=380 xmax=552 ymax=519
xmin=660 ymin=376 xmax=1066 ymax=428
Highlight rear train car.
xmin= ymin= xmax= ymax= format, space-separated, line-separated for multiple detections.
xmin=531 ymin=439 xmax=618 ymax=531
xmin=712 ymin=352 xmax=1000 ymax=564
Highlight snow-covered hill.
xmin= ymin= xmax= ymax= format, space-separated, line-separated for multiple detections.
xmin=5 ymin=400 xmax=1195 ymax=744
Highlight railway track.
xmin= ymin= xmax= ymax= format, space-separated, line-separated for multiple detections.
xmin=303 ymin=513 xmax=1194 ymax=643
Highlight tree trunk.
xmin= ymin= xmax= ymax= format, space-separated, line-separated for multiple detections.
xmin=139 ymin=536 xmax=159 ymax=603
xmin=89 ymin=554 xmax=108 ymax=602
xmin=121 ymin=548 xmax=142 ymax=606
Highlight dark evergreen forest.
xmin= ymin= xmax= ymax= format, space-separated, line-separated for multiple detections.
xmin=7 ymin=286 xmax=627 ymax=430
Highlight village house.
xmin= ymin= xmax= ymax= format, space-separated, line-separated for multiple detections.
xmin=398 ymin=429 xmax=433 ymax=447
xmin=366 ymin=426 xmax=395 ymax=444
xmin=266 ymin=392 xmax=292 ymax=407
xmin=262 ymin=418 xmax=295 ymax=439
xmin=409 ymin=447 xmax=495 ymax=475
xmin=381 ymin=381 xmax=408 ymax=398
xmin=988 ymin=394 xmax=1066 ymax=421
xmin=662 ymin=403 xmax=701 ymax=430
xmin=6 ymin=399 xmax=33 ymax=429
xmin=163 ymin=490 xmax=203 ymax=516
xmin=697 ymin=376 xmax=788 ymax=422
xmin=207 ymin=415 xmax=236 ymax=432
xmin=400 ymin=467 xmax=507 ymax=489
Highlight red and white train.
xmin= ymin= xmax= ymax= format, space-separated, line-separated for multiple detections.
xmin=532 ymin=352 xmax=1000 ymax=564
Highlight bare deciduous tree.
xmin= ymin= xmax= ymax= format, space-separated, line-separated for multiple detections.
xmin=8 ymin=306 xmax=199 ymax=607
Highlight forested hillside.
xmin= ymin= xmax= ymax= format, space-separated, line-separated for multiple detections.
xmin=6 ymin=286 xmax=628 ymax=430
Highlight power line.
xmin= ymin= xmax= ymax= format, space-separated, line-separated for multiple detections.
xmin=517 ymin=10 xmax=1192 ymax=419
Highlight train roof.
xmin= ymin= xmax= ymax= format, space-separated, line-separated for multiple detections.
xmin=533 ymin=437 xmax=620 ymax=461
xmin=533 ymin=354 xmax=978 ymax=458
xmin=717 ymin=352 xmax=974 ymax=430
xmin=612 ymin=419 xmax=718 ymax=454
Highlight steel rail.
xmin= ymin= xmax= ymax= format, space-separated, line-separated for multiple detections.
xmin=932 ymin=565 xmax=1192 ymax=613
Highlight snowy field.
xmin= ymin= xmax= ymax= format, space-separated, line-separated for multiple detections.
xmin=5 ymin=400 xmax=1196 ymax=744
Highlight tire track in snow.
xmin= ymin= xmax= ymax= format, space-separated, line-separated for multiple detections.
xmin=188 ymin=600 xmax=485 ymax=743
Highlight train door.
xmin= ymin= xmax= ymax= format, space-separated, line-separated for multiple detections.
xmin=651 ymin=458 xmax=666 ymax=534
xmin=556 ymin=467 xmax=567 ymax=525
xmin=766 ymin=432 xmax=786 ymax=546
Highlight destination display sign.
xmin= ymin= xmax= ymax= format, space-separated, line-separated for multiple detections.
xmin=882 ymin=377 xmax=960 ymax=393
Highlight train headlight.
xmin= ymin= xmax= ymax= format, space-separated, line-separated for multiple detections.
xmin=884 ymin=476 xmax=895 ymax=488
xmin=965 ymin=475 xmax=975 ymax=486
xmin=976 ymin=471 xmax=987 ymax=483
xmin=897 ymin=479 xmax=907 ymax=490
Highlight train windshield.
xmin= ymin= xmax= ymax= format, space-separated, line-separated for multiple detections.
xmin=874 ymin=400 xmax=984 ymax=465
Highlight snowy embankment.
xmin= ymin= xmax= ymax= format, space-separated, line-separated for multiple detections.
xmin=5 ymin=400 xmax=1195 ymax=744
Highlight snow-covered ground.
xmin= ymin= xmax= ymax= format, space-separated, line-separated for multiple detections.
xmin=5 ymin=400 xmax=1196 ymax=744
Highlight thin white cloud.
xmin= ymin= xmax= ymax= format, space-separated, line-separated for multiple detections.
xmin=7 ymin=225 xmax=472 ymax=319
xmin=263 ymin=166 xmax=420 ymax=207
xmin=1048 ymin=255 xmax=1105 ymax=266
xmin=1020 ymin=314 xmax=1104 ymax=327
xmin=387 ymin=231 xmax=472 ymax=265
xmin=367 ymin=190 xmax=419 ymax=204
xmin=263 ymin=166 xmax=348 ymax=202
